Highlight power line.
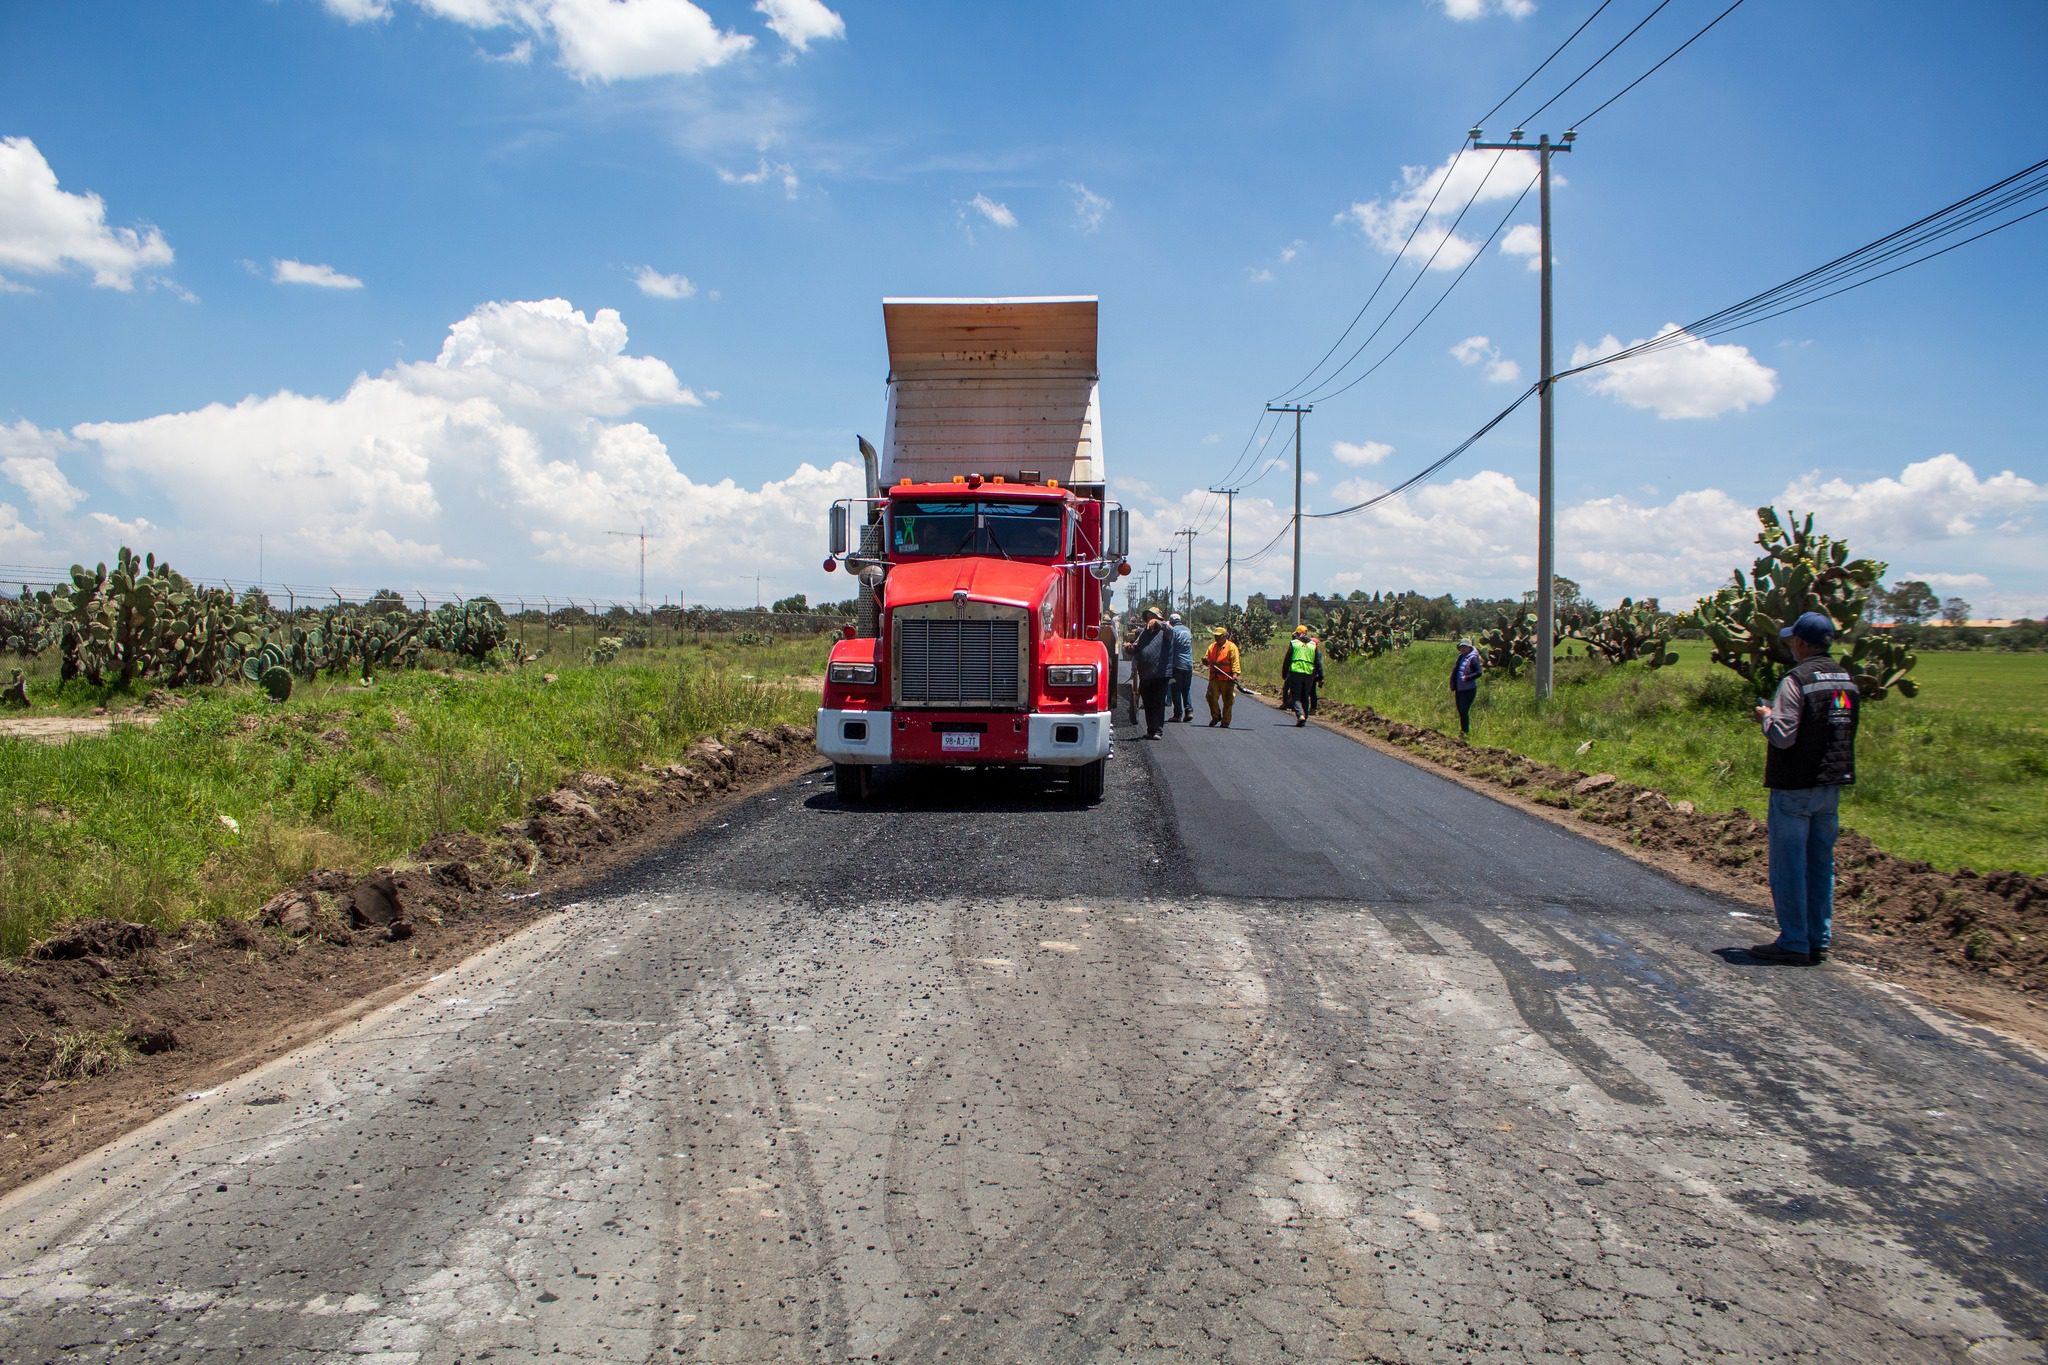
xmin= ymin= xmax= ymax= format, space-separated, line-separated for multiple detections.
xmin=1303 ymin=157 xmax=2048 ymax=528
xmin=1518 ymin=0 xmax=1677 ymax=126
xmin=1265 ymin=0 xmax=1627 ymax=409
xmin=1298 ymin=170 xmax=1540 ymax=406
xmin=1475 ymin=0 xmax=1619 ymax=129
xmin=1556 ymin=157 xmax=2048 ymax=380
xmin=1288 ymin=149 xmax=1516 ymax=405
xmin=1572 ymin=0 xmax=1749 ymax=128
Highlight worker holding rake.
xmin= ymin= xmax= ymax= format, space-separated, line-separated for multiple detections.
xmin=1202 ymin=625 xmax=1240 ymax=728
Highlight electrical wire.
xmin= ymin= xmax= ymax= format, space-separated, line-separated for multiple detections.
xmin=1286 ymin=150 xmax=1515 ymax=405
xmin=1265 ymin=144 xmax=1475 ymax=405
xmin=1518 ymin=0 xmax=1676 ymax=126
xmin=1265 ymin=0 xmax=1624 ymax=408
xmin=1307 ymin=384 xmax=1540 ymax=522
xmin=1572 ymin=0 xmax=1748 ymax=128
xmin=1555 ymin=157 xmax=2048 ymax=379
xmin=1298 ymin=171 xmax=1539 ymax=406
xmin=1474 ymin=0 xmax=1619 ymax=129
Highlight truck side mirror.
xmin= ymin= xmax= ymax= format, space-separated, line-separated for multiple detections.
xmin=1106 ymin=506 xmax=1129 ymax=558
xmin=828 ymin=502 xmax=848 ymax=556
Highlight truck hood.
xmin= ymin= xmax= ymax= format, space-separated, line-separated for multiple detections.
xmin=884 ymin=556 xmax=1061 ymax=612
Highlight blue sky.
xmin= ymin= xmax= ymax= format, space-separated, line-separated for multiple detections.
xmin=2 ymin=0 xmax=2044 ymax=616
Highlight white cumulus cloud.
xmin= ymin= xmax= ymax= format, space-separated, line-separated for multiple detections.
xmin=0 ymin=136 xmax=175 ymax=291
xmin=717 ymin=158 xmax=800 ymax=197
xmin=1065 ymin=181 xmax=1111 ymax=233
xmin=328 ymin=0 xmax=756 ymax=82
xmin=546 ymin=0 xmax=754 ymax=81
xmin=1778 ymin=454 xmax=2044 ymax=544
xmin=0 ymin=420 xmax=86 ymax=518
xmin=1441 ymin=0 xmax=1535 ymax=18
xmin=1337 ymin=148 xmax=1539 ymax=272
xmin=273 ymin=258 xmax=365 ymax=289
xmin=968 ymin=194 xmax=1018 ymax=229
xmin=1568 ymin=324 xmax=1777 ymax=419
xmin=1332 ymin=439 xmax=1394 ymax=468
xmin=633 ymin=266 xmax=697 ymax=299
xmin=1500 ymin=222 xmax=1541 ymax=271
xmin=755 ymin=0 xmax=844 ymax=52
xmin=1449 ymin=335 xmax=1522 ymax=384
xmin=11 ymin=297 xmax=877 ymax=603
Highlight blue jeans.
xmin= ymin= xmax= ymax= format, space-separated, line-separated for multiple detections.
xmin=1171 ymin=668 xmax=1193 ymax=718
xmin=1766 ymin=785 xmax=1842 ymax=955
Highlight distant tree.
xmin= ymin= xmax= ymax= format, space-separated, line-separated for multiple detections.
xmin=1881 ymin=579 xmax=1939 ymax=625
xmin=240 ymin=588 xmax=273 ymax=617
xmin=367 ymin=588 xmax=409 ymax=616
xmin=771 ymin=592 xmax=809 ymax=614
xmin=1940 ymin=595 xmax=1972 ymax=626
xmin=1523 ymin=575 xmax=1595 ymax=617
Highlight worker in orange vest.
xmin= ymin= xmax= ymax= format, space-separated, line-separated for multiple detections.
xmin=1203 ymin=625 xmax=1241 ymax=728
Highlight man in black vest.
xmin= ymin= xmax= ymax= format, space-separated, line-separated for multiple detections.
xmin=1750 ymin=611 xmax=1860 ymax=965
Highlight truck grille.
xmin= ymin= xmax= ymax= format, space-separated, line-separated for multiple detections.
xmin=895 ymin=616 xmax=1025 ymax=707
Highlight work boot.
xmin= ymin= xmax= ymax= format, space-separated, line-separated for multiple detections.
xmin=1748 ymin=943 xmax=1813 ymax=965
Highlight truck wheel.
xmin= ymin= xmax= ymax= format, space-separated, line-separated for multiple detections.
xmin=1072 ymin=758 xmax=1105 ymax=804
xmin=833 ymin=763 xmax=870 ymax=803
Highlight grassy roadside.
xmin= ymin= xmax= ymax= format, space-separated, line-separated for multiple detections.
xmin=1245 ymin=638 xmax=2048 ymax=876
xmin=0 ymin=640 xmax=828 ymax=955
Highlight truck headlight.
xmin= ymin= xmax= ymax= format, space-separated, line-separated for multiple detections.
xmin=828 ymin=662 xmax=879 ymax=685
xmin=1045 ymin=664 xmax=1098 ymax=688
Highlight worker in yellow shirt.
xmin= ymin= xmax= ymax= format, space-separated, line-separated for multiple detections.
xmin=1203 ymin=626 xmax=1241 ymax=728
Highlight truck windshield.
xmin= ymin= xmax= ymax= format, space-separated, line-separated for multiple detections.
xmin=890 ymin=500 xmax=1065 ymax=558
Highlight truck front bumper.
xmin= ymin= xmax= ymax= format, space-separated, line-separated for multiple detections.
xmin=815 ymin=709 xmax=1112 ymax=768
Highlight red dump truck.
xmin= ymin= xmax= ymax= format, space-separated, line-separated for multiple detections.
xmin=816 ymin=296 xmax=1131 ymax=802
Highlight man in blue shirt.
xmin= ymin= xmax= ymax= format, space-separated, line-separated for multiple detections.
xmin=1168 ymin=612 xmax=1195 ymax=722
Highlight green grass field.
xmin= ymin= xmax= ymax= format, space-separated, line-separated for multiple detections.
xmin=0 ymin=639 xmax=827 ymax=955
xmin=1245 ymin=638 xmax=2048 ymax=876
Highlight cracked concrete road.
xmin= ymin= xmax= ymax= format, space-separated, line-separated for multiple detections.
xmin=2 ymin=702 xmax=2045 ymax=1363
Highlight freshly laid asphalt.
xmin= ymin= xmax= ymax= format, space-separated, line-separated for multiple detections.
xmin=2 ymin=692 xmax=2045 ymax=1362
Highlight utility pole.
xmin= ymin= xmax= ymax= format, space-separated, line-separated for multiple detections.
xmin=1174 ymin=528 xmax=1197 ymax=611
xmin=608 ymin=527 xmax=654 ymax=613
xmin=1207 ymin=487 xmax=1238 ymax=610
xmin=1470 ymin=125 xmax=1574 ymax=700
xmin=1160 ymin=546 xmax=1177 ymax=611
xmin=1266 ymin=404 xmax=1310 ymax=628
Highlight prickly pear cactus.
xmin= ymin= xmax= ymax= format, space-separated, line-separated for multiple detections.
xmin=1693 ymin=507 xmax=1917 ymax=700
xmin=1563 ymin=597 xmax=1679 ymax=668
xmin=422 ymin=600 xmax=510 ymax=662
xmin=1 ymin=591 xmax=45 ymax=658
xmin=32 ymin=548 xmax=260 ymax=687
xmin=1316 ymin=598 xmax=1413 ymax=663
xmin=1480 ymin=610 xmax=1538 ymax=678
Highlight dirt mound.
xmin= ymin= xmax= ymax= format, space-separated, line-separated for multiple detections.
xmin=1318 ymin=700 xmax=2046 ymax=994
xmin=27 ymin=918 xmax=159 ymax=962
xmin=0 ymin=726 xmax=822 ymax=1188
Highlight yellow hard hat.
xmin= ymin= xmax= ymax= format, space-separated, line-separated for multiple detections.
xmin=1293 ymin=623 xmax=1309 ymax=635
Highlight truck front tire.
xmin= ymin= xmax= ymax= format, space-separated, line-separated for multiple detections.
xmin=833 ymin=763 xmax=871 ymax=803
xmin=1072 ymin=758 xmax=1105 ymax=804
